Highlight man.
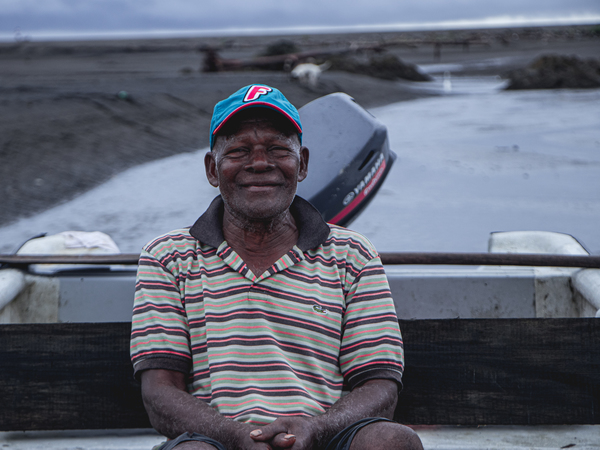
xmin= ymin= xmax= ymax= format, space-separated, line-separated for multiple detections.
xmin=130 ymin=84 xmax=423 ymax=450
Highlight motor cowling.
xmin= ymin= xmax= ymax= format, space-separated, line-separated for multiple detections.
xmin=297 ymin=93 xmax=396 ymax=227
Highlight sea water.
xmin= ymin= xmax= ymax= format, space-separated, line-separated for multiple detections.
xmin=0 ymin=79 xmax=599 ymax=254
xmin=352 ymin=78 xmax=600 ymax=254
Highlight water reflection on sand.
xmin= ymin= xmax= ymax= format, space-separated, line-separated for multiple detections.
xmin=0 ymin=79 xmax=598 ymax=254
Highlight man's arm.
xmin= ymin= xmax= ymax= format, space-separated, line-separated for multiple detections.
xmin=141 ymin=369 xmax=271 ymax=450
xmin=250 ymin=378 xmax=398 ymax=449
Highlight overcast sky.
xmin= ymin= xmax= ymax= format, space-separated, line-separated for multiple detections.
xmin=2 ymin=0 xmax=600 ymax=41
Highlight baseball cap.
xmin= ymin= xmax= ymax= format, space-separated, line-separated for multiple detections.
xmin=209 ymin=84 xmax=303 ymax=149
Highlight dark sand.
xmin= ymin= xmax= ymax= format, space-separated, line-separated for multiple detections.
xmin=1 ymin=25 xmax=598 ymax=226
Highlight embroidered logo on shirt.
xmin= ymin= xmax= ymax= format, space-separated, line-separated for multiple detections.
xmin=313 ymin=305 xmax=328 ymax=314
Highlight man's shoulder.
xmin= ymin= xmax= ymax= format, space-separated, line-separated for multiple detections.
xmin=321 ymin=224 xmax=380 ymax=262
xmin=142 ymin=227 xmax=198 ymax=258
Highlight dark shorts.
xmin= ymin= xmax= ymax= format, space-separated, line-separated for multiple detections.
xmin=156 ymin=417 xmax=393 ymax=450
xmin=154 ymin=432 xmax=227 ymax=450
xmin=324 ymin=417 xmax=394 ymax=450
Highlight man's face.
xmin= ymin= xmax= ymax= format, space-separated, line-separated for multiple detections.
xmin=205 ymin=116 xmax=309 ymax=223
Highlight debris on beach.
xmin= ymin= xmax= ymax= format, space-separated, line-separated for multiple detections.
xmin=260 ymin=39 xmax=300 ymax=57
xmin=328 ymin=53 xmax=432 ymax=82
xmin=200 ymin=42 xmax=431 ymax=83
xmin=290 ymin=61 xmax=332 ymax=87
xmin=199 ymin=44 xmax=341 ymax=72
xmin=503 ymin=54 xmax=600 ymax=89
xmin=116 ymin=90 xmax=132 ymax=101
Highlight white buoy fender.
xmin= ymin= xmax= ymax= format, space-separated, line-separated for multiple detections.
xmin=17 ymin=231 xmax=121 ymax=274
xmin=0 ymin=269 xmax=26 ymax=311
xmin=572 ymin=269 xmax=600 ymax=318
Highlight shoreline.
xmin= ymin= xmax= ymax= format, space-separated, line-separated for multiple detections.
xmin=0 ymin=24 xmax=598 ymax=228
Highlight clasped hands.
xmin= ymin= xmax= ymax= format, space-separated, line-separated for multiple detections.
xmin=243 ymin=416 xmax=320 ymax=450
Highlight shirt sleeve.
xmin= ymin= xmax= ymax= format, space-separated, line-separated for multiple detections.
xmin=130 ymin=247 xmax=192 ymax=379
xmin=339 ymin=256 xmax=404 ymax=391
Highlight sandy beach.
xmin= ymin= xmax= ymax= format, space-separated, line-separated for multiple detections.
xmin=0 ymin=24 xmax=599 ymax=228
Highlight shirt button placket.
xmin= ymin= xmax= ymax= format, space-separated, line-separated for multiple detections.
xmin=247 ymin=283 xmax=257 ymax=302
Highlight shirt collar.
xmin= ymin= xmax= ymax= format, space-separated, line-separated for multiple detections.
xmin=189 ymin=195 xmax=330 ymax=251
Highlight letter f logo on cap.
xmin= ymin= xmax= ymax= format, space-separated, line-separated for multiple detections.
xmin=244 ymin=85 xmax=273 ymax=102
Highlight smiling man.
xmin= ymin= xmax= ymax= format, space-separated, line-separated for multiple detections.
xmin=130 ymin=85 xmax=423 ymax=450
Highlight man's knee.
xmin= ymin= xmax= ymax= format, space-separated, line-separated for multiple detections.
xmin=350 ymin=421 xmax=423 ymax=450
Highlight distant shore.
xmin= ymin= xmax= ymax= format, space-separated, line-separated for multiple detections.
xmin=0 ymin=24 xmax=598 ymax=228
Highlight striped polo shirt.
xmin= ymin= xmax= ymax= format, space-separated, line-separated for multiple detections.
xmin=131 ymin=195 xmax=403 ymax=425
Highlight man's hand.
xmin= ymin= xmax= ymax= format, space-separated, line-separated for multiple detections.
xmin=249 ymin=416 xmax=319 ymax=450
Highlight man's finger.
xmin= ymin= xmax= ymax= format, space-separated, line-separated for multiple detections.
xmin=271 ymin=432 xmax=296 ymax=448
xmin=249 ymin=422 xmax=287 ymax=441
xmin=250 ymin=429 xmax=263 ymax=439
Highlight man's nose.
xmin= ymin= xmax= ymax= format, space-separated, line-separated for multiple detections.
xmin=245 ymin=147 xmax=273 ymax=172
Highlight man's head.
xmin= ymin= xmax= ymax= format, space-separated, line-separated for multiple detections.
xmin=205 ymin=85 xmax=309 ymax=225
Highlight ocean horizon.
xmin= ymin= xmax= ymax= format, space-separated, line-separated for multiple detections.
xmin=3 ymin=14 xmax=600 ymax=43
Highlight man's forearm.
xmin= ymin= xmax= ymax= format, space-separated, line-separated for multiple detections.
xmin=141 ymin=370 xmax=254 ymax=449
xmin=309 ymin=379 xmax=398 ymax=446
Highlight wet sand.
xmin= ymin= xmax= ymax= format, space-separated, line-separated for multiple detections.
xmin=0 ymin=25 xmax=598 ymax=227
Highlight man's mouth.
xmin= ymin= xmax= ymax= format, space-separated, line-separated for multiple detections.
xmin=241 ymin=181 xmax=282 ymax=190
xmin=243 ymin=184 xmax=279 ymax=192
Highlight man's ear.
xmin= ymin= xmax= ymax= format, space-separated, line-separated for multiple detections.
xmin=205 ymin=151 xmax=219 ymax=187
xmin=297 ymin=146 xmax=309 ymax=182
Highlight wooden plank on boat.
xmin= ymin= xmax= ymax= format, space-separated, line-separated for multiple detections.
xmin=0 ymin=322 xmax=150 ymax=431
xmin=0 ymin=319 xmax=598 ymax=431
xmin=396 ymin=318 xmax=600 ymax=425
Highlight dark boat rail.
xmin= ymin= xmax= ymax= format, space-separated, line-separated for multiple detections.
xmin=2 ymin=252 xmax=600 ymax=269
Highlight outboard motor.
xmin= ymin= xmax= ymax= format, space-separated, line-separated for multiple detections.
xmin=297 ymin=93 xmax=396 ymax=227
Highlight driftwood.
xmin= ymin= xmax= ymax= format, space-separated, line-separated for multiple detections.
xmin=199 ymin=37 xmax=491 ymax=72
xmin=199 ymin=47 xmax=352 ymax=72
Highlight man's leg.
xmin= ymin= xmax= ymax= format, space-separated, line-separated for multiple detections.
xmin=325 ymin=418 xmax=422 ymax=450
xmin=349 ymin=420 xmax=423 ymax=450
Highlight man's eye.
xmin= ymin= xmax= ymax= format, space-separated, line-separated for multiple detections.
xmin=270 ymin=147 xmax=291 ymax=157
xmin=226 ymin=148 xmax=248 ymax=158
